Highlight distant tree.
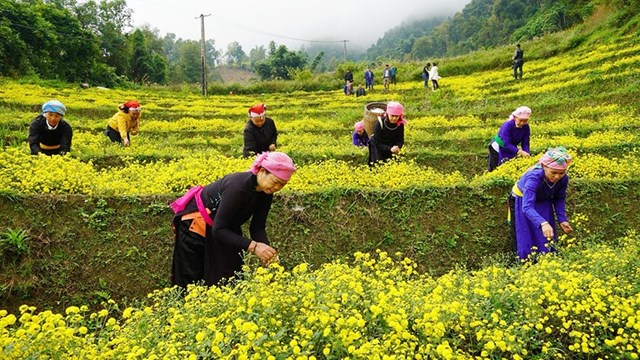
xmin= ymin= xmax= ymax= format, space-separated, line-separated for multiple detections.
xmin=205 ymin=39 xmax=220 ymax=67
xmin=0 ymin=0 xmax=49 ymax=77
xmin=269 ymin=45 xmax=307 ymax=80
xmin=133 ymin=25 xmax=168 ymax=84
xmin=607 ymin=0 xmax=640 ymax=26
xmin=327 ymin=56 xmax=340 ymax=71
xmin=310 ymin=51 xmax=324 ymax=72
xmin=249 ymin=45 xmax=267 ymax=68
xmin=410 ymin=36 xmax=432 ymax=59
xmin=138 ymin=24 xmax=165 ymax=54
xmin=0 ymin=0 xmax=101 ymax=81
xmin=73 ymin=0 xmax=100 ymax=32
xmin=366 ymin=17 xmax=445 ymax=60
xmin=147 ymin=52 xmax=168 ymax=84
xmin=254 ymin=44 xmax=307 ymax=80
xmin=268 ymin=41 xmax=277 ymax=56
xmin=254 ymin=61 xmax=272 ymax=80
xmin=365 ymin=0 xmax=595 ymax=60
xmin=162 ymin=35 xmax=216 ymax=84
xmin=299 ymin=43 xmax=351 ymax=72
xmin=92 ymin=0 xmax=133 ymax=76
xmin=40 ymin=2 xmax=100 ymax=82
xmin=129 ymin=29 xmax=153 ymax=83
xmin=173 ymin=40 xmax=201 ymax=83
xmin=225 ymin=41 xmax=247 ymax=65
xmin=162 ymin=33 xmax=179 ymax=63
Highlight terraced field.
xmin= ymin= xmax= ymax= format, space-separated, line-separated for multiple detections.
xmin=0 ymin=31 xmax=639 ymax=359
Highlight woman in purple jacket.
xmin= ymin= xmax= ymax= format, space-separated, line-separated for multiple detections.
xmin=352 ymin=121 xmax=370 ymax=147
xmin=509 ymin=147 xmax=573 ymax=261
xmin=488 ymin=106 xmax=532 ymax=171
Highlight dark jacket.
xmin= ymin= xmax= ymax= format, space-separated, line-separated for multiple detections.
xmin=368 ymin=115 xmax=404 ymax=164
xmin=28 ymin=115 xmax=73 ymax=155
xmin=176 ymin=172 xmax=273 ymax=285
xmin=513 ymin=48 xmax=524 ymax=64
xmin=344 ymin=71 xmax=354 ymax=82
xmin=242 ymin=117 xmax=278 ymax=158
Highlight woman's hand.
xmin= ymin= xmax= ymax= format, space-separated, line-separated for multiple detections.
xmin=560 ymin=221 xmax=573 ymax=234
xmin=541 ymin=222 xmax=554 ymax=238
xmin=122 ymin=138 xmax=130 ymax=147
xmin=252 ymin=241 xmax=277 ymax=265
xmin=391 ymin=145 xmax=400 ymax=154
xmin=269 ymin=144 xmax=276 ymax=151
xmin=517 ymin=150 xmax=530 ymax=157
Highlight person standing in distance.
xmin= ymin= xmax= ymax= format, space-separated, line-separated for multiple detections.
xmin=364 ymin=67 xmax=374 ymax=90
xmin=383 ymin=64 xmax=391 ymax=92
xmin=513 ymin=43 xmax=524 ymax=80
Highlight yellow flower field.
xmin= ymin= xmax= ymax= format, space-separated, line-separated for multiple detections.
xmin=1 ymin=231 xmax=639 ymax=359
xmin=1 ymin=24 xmax=640 ymax=359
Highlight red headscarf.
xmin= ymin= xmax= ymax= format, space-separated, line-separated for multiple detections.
xmin=124 ymin=100 xmax=141 ymax=111
xmin=249 ymin=103 xmax=266 ymax=117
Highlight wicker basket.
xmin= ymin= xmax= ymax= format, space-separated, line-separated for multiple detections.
xmin=363 ymin=102 xmax=387 ymax=136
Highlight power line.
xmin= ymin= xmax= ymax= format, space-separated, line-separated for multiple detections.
xmin=212 ymin=16 xmax=346 ymax=44
xmin=3 ymin=4 xmax=349 ymax=54
xmin=126 ymin=0 xmax=347 ymax=45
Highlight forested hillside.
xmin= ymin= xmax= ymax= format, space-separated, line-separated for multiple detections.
xmin=0 ymin=0 xmax=222 ymax=87
xmin=365 ymin=17 xmax=447 ymax=61
xmin=3 ymin=0 xmax=639 ymax=88
xmin=367 ymin=0 xmax=639 ymax=60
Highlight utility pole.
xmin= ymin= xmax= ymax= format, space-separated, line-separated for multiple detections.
xmin=342 ymin=40 xmax=349 ymax=62
xmin=196 ymin=13 xmax=211 ymax=96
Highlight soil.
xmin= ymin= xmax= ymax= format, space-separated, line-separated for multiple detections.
xmin=216 ymin=65 xmax=255 ymax=84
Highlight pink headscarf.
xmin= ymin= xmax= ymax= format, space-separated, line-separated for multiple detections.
xmin=354 ymin=121 xmax=365 ymax=131
xmin=385 ymin=101 xmax=407 ymax=125
xmin=250 ymin=152 xmax=297 ymax=181
xmin=538 ymin=147 xmax=572 ymax=171
xmin=509 ymin=106 xmax=531 ymax=120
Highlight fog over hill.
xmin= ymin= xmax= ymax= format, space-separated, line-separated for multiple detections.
xmin=126 ymin=0 xmax=472 ymax=53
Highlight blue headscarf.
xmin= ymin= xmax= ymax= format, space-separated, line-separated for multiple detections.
xmin=42 ymin=100 xmax=66 ymax=116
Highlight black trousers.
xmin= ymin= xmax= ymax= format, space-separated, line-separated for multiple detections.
xmin=39 ymin=148 xmax=63 ymax=156
xmin=171 ymin=217 xmax=246 ymax=288
xmin=488 ymin=144 xmax=499 ymax=172
xmin=171 ymin=218 xmax=205 ymax=288
xmin=513 ymin=61 xmax=523 ymax=79
xmin=508 ymin=193 xmax=517 ymax=253
xmin=105 ymin=126 xmax=129 ymax=143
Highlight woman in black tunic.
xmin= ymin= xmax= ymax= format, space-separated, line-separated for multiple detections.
xmin=170 ymin=152 xmax=296 ymax=288
xmin=368 ymin=101 xmax=406 ymax=165
xmin=243 ymin=103 xmax=278 ymax=158
xmin=28 ymin=100 xmax=73 ymax=156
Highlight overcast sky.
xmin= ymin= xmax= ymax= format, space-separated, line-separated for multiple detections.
xmin=126 ymin=0 xmax=472 ymax=53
